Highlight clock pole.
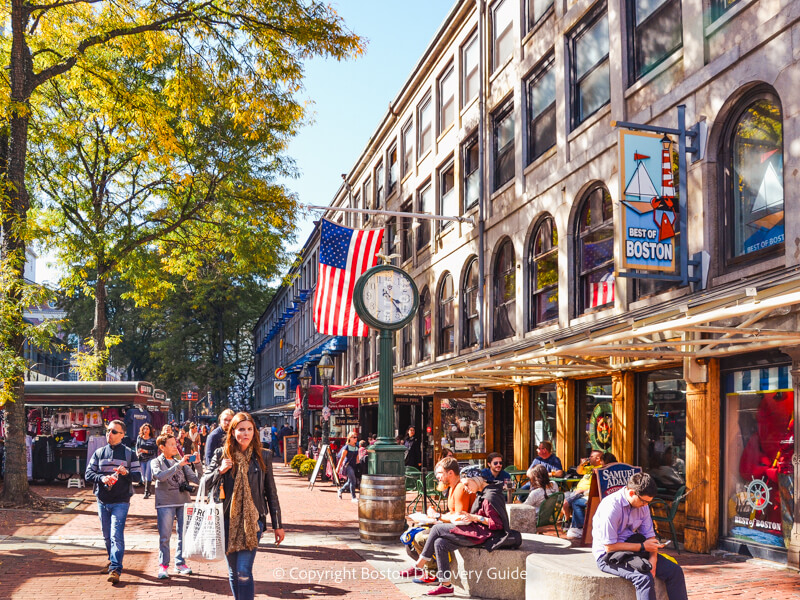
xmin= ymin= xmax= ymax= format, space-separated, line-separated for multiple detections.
xmin=368 ymin=328 xmax=407 ymax=476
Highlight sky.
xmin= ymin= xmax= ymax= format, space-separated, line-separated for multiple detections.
xmin=34 ymin=0 xmax=456 ymax=286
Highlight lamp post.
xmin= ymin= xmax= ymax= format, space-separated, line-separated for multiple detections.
xmin=299 ymin=363 xmax=312 ymax=452
xmin=317 ymin=350 xmax=334 ymax=449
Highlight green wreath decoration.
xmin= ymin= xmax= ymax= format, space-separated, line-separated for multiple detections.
xmin=589 ymin=402 xmax=613 ymax=451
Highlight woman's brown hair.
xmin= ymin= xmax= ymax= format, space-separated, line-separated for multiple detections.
xmin=223 ymin=412 xmax=266 ymax=473
xmin=139 ymin=423 xmax=153 ymax=438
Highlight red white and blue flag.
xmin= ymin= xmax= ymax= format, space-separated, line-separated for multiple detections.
xmin=314 ymin=219 xmax=384 ymax=337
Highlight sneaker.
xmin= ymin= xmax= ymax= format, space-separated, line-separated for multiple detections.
xmin=398 ymin=567 xmax=422 ymax=578
xmin=337 ymin=488 xmax=343 ymax=500
xmin=426 ymin=584 xmax=454 ymax=596
xmin=157 ymin=565 xmax=169 ymax=579
xmin=107 ymin=570 xmax=120 ymax=584
xmin=174 ymin=564 xmax=192 ymax=575
xmin=350 ymin=498 xmax=358 ymax=504
xmin=566 ymin=527 xmax=583 ymax=540
xmin=413 ymin=573 xmax=439 ymax=585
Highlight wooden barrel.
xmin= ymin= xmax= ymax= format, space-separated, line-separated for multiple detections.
xmin=358 ymin=475 xmax=406 ymax=544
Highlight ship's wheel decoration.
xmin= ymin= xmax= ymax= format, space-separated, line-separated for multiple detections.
xmin=745 ymin=477 xmax=771 ymax=512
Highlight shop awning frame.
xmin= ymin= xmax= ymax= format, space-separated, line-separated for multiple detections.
xmin=334 ymin=272 xmax=800 ymax=398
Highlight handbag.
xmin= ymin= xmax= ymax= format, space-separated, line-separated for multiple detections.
xmin=183 ymin=478 xmax=226 ymax=562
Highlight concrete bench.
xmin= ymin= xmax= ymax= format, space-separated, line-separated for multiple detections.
xmin=449 ymin=534 xmax=571 ymax=600
xmin=506 ymin=504 xmax=537 ymax=533
xmin=526 ymin=546 xmax=668 ymax=600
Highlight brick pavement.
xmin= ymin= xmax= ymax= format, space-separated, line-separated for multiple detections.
xmin=0 ymin=464 xmax=798 ymax=599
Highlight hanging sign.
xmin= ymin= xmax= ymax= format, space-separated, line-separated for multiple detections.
xmin=273 ymin=381 xmax=287 ymax=400
xmin=274 ymin=367 xmax=287 ymax=380
xmin=619 ymin=130 xmax=678 ymax=272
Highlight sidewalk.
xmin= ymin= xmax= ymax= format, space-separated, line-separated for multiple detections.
xmin=0 ymin=464 xmax=798 ymax=599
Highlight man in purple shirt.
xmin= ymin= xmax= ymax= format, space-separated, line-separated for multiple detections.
xmin=592 ymin=472 xmax=687 ymax=600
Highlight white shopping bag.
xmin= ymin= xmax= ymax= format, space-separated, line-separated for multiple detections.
xmin=183 ymin=478 xmax=226 ymax=562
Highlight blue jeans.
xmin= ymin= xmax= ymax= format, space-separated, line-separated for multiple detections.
xmin=156 ymin=505 xmax=186 ymax=567
xmin=571 ymin=495 xmax=588 ymax=528
xmin=97 ymin=501 xmax=129 ymax=573
xmin=597 ymin=553 xmax=687 ymax=600
xmin=140 ymin=458 xmax=153 ymax=482
xmin=339 ymin=465 xmax=357 ymax=499
xmin=225 ymin=520 xmax=264 ymax=600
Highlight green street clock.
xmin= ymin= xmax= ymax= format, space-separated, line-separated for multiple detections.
xmin=353 ymin=264 xmax=419 ymax=331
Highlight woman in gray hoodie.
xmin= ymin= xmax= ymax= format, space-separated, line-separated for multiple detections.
xmin=151 ymin=432 xmax=199 ymax=580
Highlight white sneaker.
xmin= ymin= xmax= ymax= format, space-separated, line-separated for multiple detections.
xmin=174 ymin=563 xmax=192 ymax=575
xmin=157 ymin=565 xmax=169 ymax=579
xmin=566 ymin=527 xmax=583 ymax=540
xmin=351 ymin=497 xmax=359 ymax=504
xmin=337 ymin=488 xmax=343 ymax=500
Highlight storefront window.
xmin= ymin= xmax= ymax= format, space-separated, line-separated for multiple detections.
xmin=723 ymin=365 xmax=794 ymax=551
xmin=637 ymin=369 xmax=686 ymax=495
xmin=530 ymin=384 xmax=557 ymax=459
xmin=578 ymin=377 xmax=613 ymax=458
xmin=440 ymin=397 xmax=486 ymax=455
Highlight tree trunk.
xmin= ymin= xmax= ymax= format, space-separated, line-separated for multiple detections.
xmin=1 ymin=0 xmax=34 ymax=504
xmin=89 ymin=268 xmax=109 ymax=380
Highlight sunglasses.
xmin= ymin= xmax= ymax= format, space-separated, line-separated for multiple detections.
xmin=636 ymin=494 xmax=652 ymax=506
xmin=491 ymin=461 xmax=502 ymax=466
xmin=107 ymin=429 xmax=123 ymax=436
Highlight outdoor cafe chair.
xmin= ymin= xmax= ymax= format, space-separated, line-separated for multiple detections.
xmin=536 ymin=491 xmax=564 ymax=537
xmin=650 ymin=485 xmax=687 ymax=554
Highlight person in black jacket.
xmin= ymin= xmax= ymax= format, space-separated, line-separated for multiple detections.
xmin=202 ymin=412 xmax=285 ymax=600
xmin=403 ymin=426 xmax=421 ymax=468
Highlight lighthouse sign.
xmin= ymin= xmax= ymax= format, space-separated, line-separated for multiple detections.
xmin=619 ymin=130 xmax=678 ymax=273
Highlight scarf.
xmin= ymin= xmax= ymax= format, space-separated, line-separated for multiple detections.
xmin=227 ymin=446 xmax=260 ymax=554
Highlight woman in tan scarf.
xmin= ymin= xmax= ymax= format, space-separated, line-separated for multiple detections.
xmin=202 ymin=412 xmax=285 ymax=600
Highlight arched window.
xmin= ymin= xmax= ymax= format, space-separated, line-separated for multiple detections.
xmin=721 ymin=90 xmax=784 ymax=265
xmin=419 ymin=287 xmax=431 ymax=360
xmin=462 ymin=258 xmax=480 ymax=348
xmin=438 ymin=274 xmax=455 ymax=353
xmin=576 ymin=185 xmax=614 ymax=313
xmin=528 ymin=216 xmax=559 ymax=328
xmin=493 ymin=240 xmax=516 ymax=340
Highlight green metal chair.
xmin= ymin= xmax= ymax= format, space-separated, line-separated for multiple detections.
xmin=650 ymin=485 xmax=687 ymax=554
xmin=405 ymin=468 xmax=422 ymax=513
xmin=536 ymin=491 xmax=564 ymax=537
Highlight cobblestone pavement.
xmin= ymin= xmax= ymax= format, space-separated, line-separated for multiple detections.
xmin=0 ymin=464 xmax=798 ymax=599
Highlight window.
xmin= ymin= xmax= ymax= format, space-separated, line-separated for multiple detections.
xmin=418 ymin=94 xmax=433 ymax=158
xmin=721 ymin=91 xmax=784 ymax=266
xmin=401 ymin=323 xmax=412 ymax=367
xmin=439 ymin=65 xmax=456 ymax=134
xmin=400 ymin=199 xmax=413 ymax=263
xmin=493 ymin=239 xmax=516 ymax=340
xmin=362 ymin=333 xmax=371 ymax=376
xmin=387 ymin=218 xmax=399 ymax=266
xmin=711 ymin=0 xmax=739 ymax=21
xmin=462 ymin=257 xmax=480 ymax=348
xmin=463 ymin=134 xmax=480 ymax=210
xmin=492 ymin=0 xmax=514 ymax=71
xmin=493 ymin=101 xmax=515 ymax=190
xmin=530 ymin=383 xmax=557 ymax=459
xmin=419 ymin=287 xmax=431 ymax=360
xmin=363 ymin=177 xmax=372 ymax=223
xmin=353 ymin=191 xmax=361 ymax=227
xmin=527 ymin=0 xmax=554 ymax=30
xmin=417 ymin=182 xmax=433 ymax=251
xmin=628 ymin=0 xmax=682 ymax=82
xmin=438 ymin=274 xmax=455 ymax=354
xmin=375 ymin=162 xmax=384 ymax=210
xmin=438 ymin=160 xmax=456 ymax=232
xmin=388 ymin=143 xmax=398 ymax=193
xmin=462 ymin=32 xmax=479 ymax=106
xmin=402 ymin=119 xmax=414 ymax=177
xmin=576 ymin=185 xmax=615 ymax=313
xmin=578 ymin=377 xmax=613 ymax=457
xmin=570 ymin=9 xmax=610 ymax=128
xmin=528 ymin=216 xmax=559 ymax=328
xmin=353 ymin=339 xmax=360 ymax=379
xmin=527 ymin=56 xmax=556 ymax=163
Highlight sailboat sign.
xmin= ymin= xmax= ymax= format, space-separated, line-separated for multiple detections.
xmin=619 ymin=130 xmax=678 ymax=272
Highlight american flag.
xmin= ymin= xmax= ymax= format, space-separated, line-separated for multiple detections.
xmin=313 ymin=219 xmax=384 ymax=336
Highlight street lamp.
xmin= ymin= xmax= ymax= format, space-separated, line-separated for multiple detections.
xmin=317 ymin=350 xmax=334 ymax=448
xmin=299 ymin=363 xmax=312 ymax=452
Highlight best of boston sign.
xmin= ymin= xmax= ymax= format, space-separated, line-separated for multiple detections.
xmin=619 ymin=130 xmax=679 ymax=273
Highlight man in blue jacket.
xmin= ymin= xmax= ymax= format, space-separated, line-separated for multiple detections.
xmin=85 ymin=420 xmax=142 ymax=585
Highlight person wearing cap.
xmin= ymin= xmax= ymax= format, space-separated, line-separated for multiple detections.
xmin=399 ymin=466 xmax=510 ymax=596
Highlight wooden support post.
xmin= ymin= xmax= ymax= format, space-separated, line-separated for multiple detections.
xmin=556 ymin=379 xmax=576 ymax=470
xmin=612 ymin=371 xmax=636 ymax=464
xmin=684 ymin=358 xmax=720 ymax=554
xmin=513 ymin=385 xmax=531 ymax=470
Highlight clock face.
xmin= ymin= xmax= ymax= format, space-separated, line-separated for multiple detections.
xmin=362 ymin=268 xmax=416 ymax=326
